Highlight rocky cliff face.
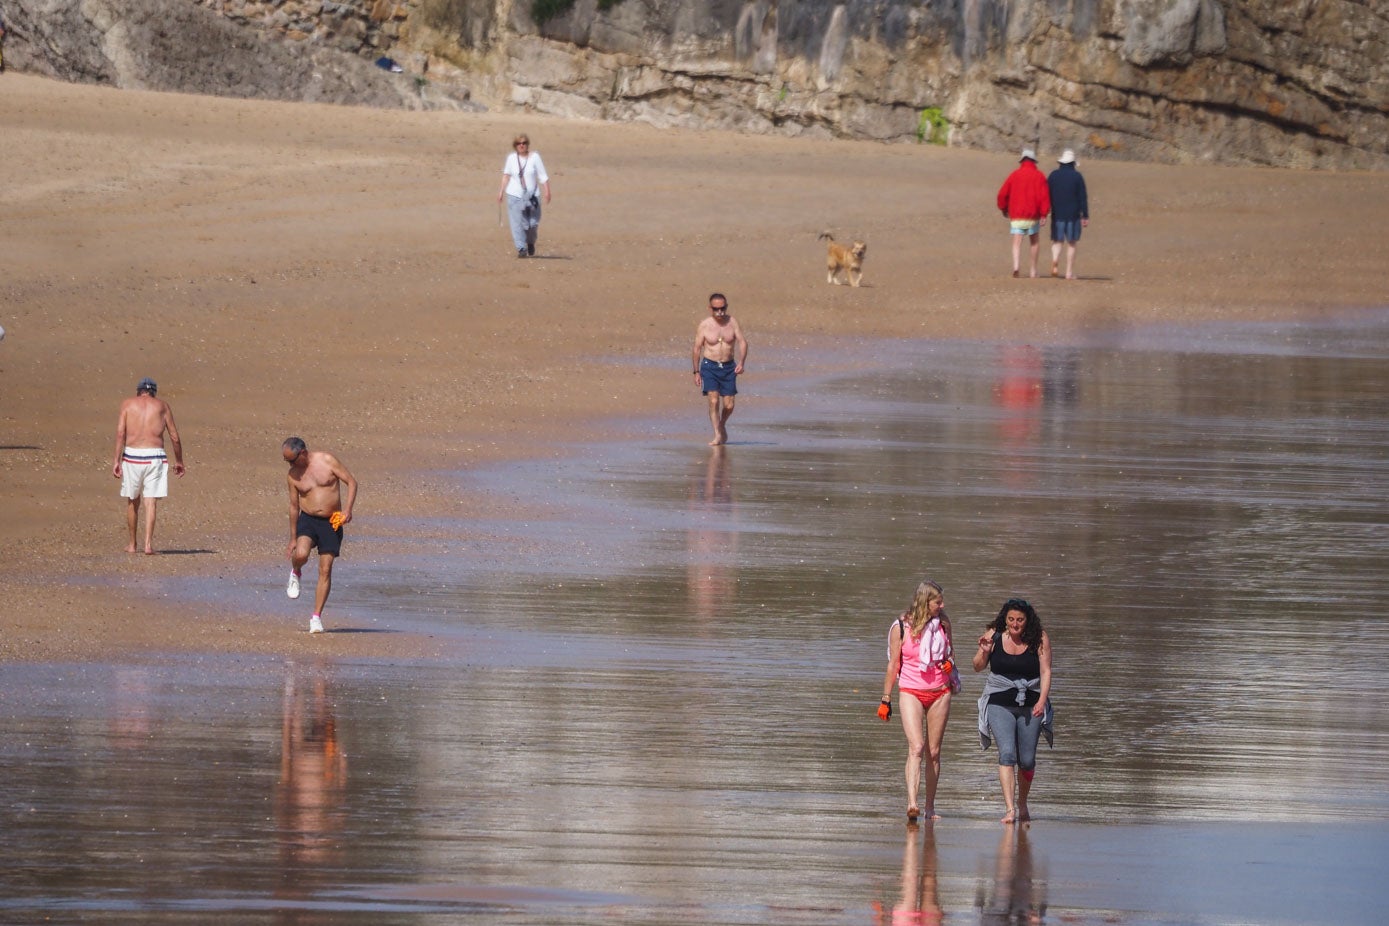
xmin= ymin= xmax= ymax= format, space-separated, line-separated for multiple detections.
xmin=495 ymin=0 xmax=1389 ymax=168
xmin=1 ymin=0 xmax=470 ymax=109
xmin=4 ymin=0 xmax=1385 ymax=168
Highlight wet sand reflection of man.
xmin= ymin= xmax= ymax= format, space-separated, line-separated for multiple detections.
xmin=994 ymin=346 xmax=1043 ymax=489
xmin=686 ymin=446 xmax=735 ymax=622
xmin=275 ymin=662 xmax=348 ymax=883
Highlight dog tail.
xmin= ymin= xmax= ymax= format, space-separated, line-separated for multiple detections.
xmin=818 ymin=231 xmax=834 ymax=242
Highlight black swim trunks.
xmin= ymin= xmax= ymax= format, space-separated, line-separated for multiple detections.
xmin=296 ymin=511 xmax=343 ymax=556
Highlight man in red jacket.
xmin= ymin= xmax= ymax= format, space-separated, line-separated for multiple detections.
xmin=996 ymin=149 xmax=1051 ymax=278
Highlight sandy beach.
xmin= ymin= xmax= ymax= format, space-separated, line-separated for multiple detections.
xmin=2 ymin=71 xmax=1386 ymax=663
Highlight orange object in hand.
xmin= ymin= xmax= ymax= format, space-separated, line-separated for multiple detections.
xmin=877 ymin=701 xmax=892 ymax=722
xmin=938 ymin=659 xmax=953 ymax=674
xmin=330 ymin=511 xmax=346 ymax=530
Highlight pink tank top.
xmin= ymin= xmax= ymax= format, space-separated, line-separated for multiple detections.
xmin=890 ymin=616 xmax=949 ymax=690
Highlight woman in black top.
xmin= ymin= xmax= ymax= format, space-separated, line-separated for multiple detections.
xmin=973 ymin=598 xmax=1052 ymax=824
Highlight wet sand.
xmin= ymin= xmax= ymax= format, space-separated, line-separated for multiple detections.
xmin=5 ymin=654 xmax=1387 ymax=924
xmin=2 ymin=71 xmax=1388 ymax=661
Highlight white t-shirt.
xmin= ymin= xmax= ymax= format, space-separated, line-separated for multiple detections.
xmin=502 ymin=151 xmax=549 ymax=199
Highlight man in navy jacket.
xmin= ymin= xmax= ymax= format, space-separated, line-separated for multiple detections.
xmin=1047 ymin=150 xmax=1090 ymax=279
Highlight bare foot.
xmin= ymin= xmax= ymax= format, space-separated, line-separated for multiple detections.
xmin=1001 ymin=809 xmax=1017 ymax=824
xmin=907 ymin=806 xmax=920 ymax=822
xmin=1017 ymin=805 xmax=1031 ymax=822
xmin=144 ymin=549 xmax=158 ymax=556
xmin=1011 ymin=269 xmax=1020 ymax=278
xmin=923 ymin=807 xmax=941 ymax=821
xmin=1065 ymin=273 xmax=1076 ymax=280
xmin=1051 ymin=262 xmax=1059 ymax=277
xmin=708 ymin=434 xmax=725 ymax=446
xmin=124 ymin=545 xmax=138 ymax=554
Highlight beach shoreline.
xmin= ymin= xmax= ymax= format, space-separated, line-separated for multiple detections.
xmin=2 ymin=72 xmax=1386 ymax=663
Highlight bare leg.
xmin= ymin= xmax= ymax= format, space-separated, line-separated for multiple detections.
xmin=1027 ymin=233 xmax=1040 ymax=277
xmin=290 ymin=537 xmax=312 ymax=576
xmin=1065 ymin=242 xmax=1078 ymax=280
xmin=1010 ymin=236 xmax=1023 ymax=276
xmin=719 ymin=396 xmax=735 ymax=444
xmin=142 ymin=497 xmax=158 ymax=555
xmin=124 ymin=498 xmax=139 ymax=553
xmin=1017 ymin=768 xmax=1034 ymax=821
xmin=997 ymin=765 xmax=1017 ymax=823
xmin=313 ymin=553 xmax=335 ymax=618
xmin=1050 ymin=242 xmax=1061 ymax=277
xmin=899 ymin=693 xmax=925 ymax=818
xmin=706 ymin=394 xmax=724 ymax=445
xmin=921 ymin=692 xmax=952 ymax=819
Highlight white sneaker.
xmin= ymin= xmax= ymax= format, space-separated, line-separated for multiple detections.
xmin=287 ymin=572 xmax=300 ymax=599
xmin=308 ymin=615 xmax=324 ymax=634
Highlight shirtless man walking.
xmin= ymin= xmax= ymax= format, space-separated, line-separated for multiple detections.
xmin=691 ymin=292 xmax=749 ymax=446
xmin=282 ymin=437 xmax=358 ymax=634
xmin=112 ymin=377 xmax=185 ymax=554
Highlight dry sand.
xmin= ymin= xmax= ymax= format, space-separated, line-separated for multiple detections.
xmin=2 ymin=73 xmax=1385 ymax=662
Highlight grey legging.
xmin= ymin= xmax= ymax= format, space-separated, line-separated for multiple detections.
xmin=986 ymin=702 xmax=1043 ymax=770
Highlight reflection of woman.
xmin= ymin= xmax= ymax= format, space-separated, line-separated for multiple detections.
xmin=873 ymin=822 xmax=942 ymax=925
xmin=979 ymin=825 xmax=1045 ymax=924
xmin=880 ymin=580 xmax=956 ymax=822
xmin=973 ymin=598 xmax=1052 ymax=824
xmin=495 ymin=133 xmax=551 ymax=259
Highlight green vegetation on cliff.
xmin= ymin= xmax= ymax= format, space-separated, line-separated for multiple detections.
xmin=918 ymin=108 xmax=949 ymax=145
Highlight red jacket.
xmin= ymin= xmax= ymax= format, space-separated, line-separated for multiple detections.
xmin=996 ymin=161 xmax=1051 ymax=221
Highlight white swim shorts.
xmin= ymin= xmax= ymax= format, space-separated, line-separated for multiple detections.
xmin=120 ymin=448 xmax=169 ymax=499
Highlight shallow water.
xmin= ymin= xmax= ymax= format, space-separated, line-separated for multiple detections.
xmin=4 ymin=312 xmax=1389 ymax=923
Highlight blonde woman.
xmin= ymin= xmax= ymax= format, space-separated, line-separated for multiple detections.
xmin=879 ymin=580 xmax=958 ymax=821
xmin=496 ymin=133 xmax=552 ymax=259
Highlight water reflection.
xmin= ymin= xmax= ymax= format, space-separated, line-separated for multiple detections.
xmin=108 ymin=667 xmax=154 ymax=749
xmin=873 ymin=823 xmax=942 ymax=925
xmin=994 ymin=345 xmax=1043 ymax=475
xmin=686 ymin=446 xmax=736 ymax=622
xmin=275 ymin=661 xmax=348 ymax=901
xmin=5 ymin=316 xmax=1389 ymax=924
xmin=975 ymin=827 xmax=1046 ymax=925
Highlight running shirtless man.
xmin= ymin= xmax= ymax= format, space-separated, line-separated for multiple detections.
xmin=112 ymin=377 xmax=185 ymax=554
xmin=282 ymin=437 xmax=358 ymax=634
xmin=691 ymin=292 xmax=749 ymax=446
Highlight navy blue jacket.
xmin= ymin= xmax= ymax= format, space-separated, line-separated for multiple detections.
xmin=1047 ymin=164 xmax=1089 ymax=222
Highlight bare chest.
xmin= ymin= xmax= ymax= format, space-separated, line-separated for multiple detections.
xmin=290 ymin=464 xmax=337 ymax=494
xmin=700 ymin=321 xmax=735 ymax=347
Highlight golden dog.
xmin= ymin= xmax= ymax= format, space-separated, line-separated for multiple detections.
xmin=819 ymin=232 xmax=866 ymax=287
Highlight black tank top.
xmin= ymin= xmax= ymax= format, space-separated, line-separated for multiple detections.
xmin=987 ymin=631 xmax=1041 ymax=708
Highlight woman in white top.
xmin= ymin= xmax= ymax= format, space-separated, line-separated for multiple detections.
xmin=496 ymin=133 xmax=552 ymax=259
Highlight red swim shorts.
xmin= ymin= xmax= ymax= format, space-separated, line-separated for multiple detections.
xmin=900 ymin=687 xmax=950 ymax=708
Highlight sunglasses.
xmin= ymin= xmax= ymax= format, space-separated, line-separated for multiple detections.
xmin=711 ymin=306 xmax=728 ymax=314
